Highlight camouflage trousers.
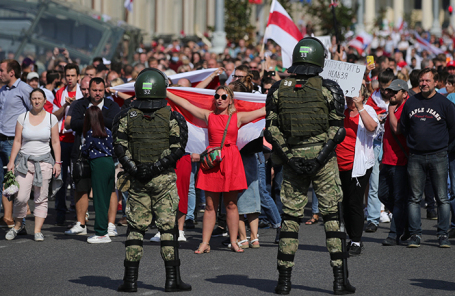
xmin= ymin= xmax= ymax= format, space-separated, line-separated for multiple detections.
xmin=125 ymin=171 xmax=179 ymax=263
xmin=278 ymin=146 xmax=343 ymax=268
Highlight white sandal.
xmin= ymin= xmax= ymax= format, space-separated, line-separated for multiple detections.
xmin=228 ymin=239 xmax=249 ymax=249
xmin=249 ymin=238 xmax=260 ymax=248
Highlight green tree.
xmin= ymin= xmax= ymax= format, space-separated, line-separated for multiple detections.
xmin=304 ymin=0 xmax=356 ymax=41
xmin=225 ymin=0 xmax=256 ymax=43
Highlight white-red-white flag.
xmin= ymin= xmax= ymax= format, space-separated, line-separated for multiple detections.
xmin=347 ymin=32 xmax=373 ymax=55
xmin=413 ymin=31 xmax=444 ymax=55
xmin=263 ymin=0 xmax=303 ymax=68
xmin=111 ymin=68 xmax=220 ymax=95
xmin=110 ymin=70 xmax=264 ymax=153
xmin=124 ymin=0 xmax=133 ymax=12
xmin=167 ymin=87 xmax=265 ymax=153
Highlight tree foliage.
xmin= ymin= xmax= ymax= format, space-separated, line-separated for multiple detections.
xmin=304 ymin=0 xmax=356 ymax=41
xmin=225 ymin=0 xmax=256 ymax=43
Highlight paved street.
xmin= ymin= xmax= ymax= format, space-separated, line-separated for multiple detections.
xmin=1 ymin=197 xmax=454 ymax=296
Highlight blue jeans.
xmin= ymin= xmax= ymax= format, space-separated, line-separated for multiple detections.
xmin=448 ymin=152 xmax=455 ymax=227
xmin=186 ymin=162 xmax=198 ymax=221
xmin=311 ymin=188 xmax=319 ymax=214
xmin=378 ymin=164 xmax=408 ymax=240
xmin=408 ymin=152 xmax=450 ymax=236
xmin=0 ymin=139 xmax=13 ymax=198
xmin=55 ymin=141 xmax=73 ymax=224
xmin=367 ymin=139 xmax=382 ymax=225
xmin=257 ymin=152 xmax=281 ymax=228
xmin=266 ymin=160 xmax=283 ymax=215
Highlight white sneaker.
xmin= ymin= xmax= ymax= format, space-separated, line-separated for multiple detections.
xmin=178 ymin=230 xmax=187 ymax=242
xmin=108 ymin=223 xmax=118 ymax=237
xmin=5 ymin=224 xmax=24 ymax=241
xmin=150 ymin=232 xmax=161 ymax=242
xmin=380 ymin=211 xmax=391 ymax=223
xmin=65 ymin=222 xmax=87 ymax=235
xmin=34 ymin=232 xmax=44 ymax=242
xmin=388 ymin=212 xmax=393 ymax=221
xmin=87 ymin=235 xmax=111 ymax=244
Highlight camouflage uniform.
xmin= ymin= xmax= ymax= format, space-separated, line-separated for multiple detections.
xmin=267 ymin=83 xmax=344 ymax=269
xmin=115 ymin=68 xmax=191 ymax=293
xmin=114 ymin=109 xmax=183 ymax=263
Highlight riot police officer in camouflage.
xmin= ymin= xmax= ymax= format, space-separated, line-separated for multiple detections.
xmin=113 ymin=68 xmax=191 ymax=292
xmin=265 ymin=37 xmax=355 ymax=295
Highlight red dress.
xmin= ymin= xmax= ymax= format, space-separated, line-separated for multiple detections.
xmin=196 ymin=113 xmax=247 ymax=192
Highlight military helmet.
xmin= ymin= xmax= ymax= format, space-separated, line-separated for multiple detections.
xmin=134 ymin=68 xmax=169 ymax=100
xmin=291 ymin=37 xmax=327 ymax=68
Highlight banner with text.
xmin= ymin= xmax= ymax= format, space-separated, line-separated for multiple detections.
xmin=320 ymin=59 xmax=366 ymax=98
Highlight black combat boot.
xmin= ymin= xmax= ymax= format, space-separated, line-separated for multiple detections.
xmin=118 ymin=260 xmax=139 ymax=292
xmin=164 ymin=265 xmax=192 ymax=292
xmin=275 ymin=266 xmax=292 ymax=294
xmin=333 ymin=265 xmax=356 ymax=295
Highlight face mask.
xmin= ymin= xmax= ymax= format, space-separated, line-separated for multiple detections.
xmin=172 ymin=57 xmax=179 ymax=62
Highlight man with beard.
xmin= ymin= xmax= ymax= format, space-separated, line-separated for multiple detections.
xmin=65 ymin=78 xmax=120 ymax=238
xmin=379 ymin=79 xmax=409 ymax=246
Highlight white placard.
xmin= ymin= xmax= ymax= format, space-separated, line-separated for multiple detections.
xmin=320 ymin=59 xmax=366 ymax=98
xmin=316 ymin=35 xmax=332 ymax=59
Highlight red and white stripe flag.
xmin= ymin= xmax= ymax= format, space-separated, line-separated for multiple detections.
xmin=124 ymin=0 xmax=133 ymax=12
xmin=413 ymin=31 xmax=444 ymax=55
xmin=347 ymin=32 xmax=373 ymax=55
xmin=263 ymin=0 xmax=303 ymax=68
xmin=111 ymin=70 xmax=265 ymax=154
xmin=111 ymin=68 xmax=219 ymax=96
xmin=167 ymin=87 xmax=265 ymax=153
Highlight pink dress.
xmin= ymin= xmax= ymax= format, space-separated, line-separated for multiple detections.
xmin=196 ymin=113 xmax=247 ymax=192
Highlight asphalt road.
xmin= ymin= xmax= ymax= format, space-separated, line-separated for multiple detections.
xmin=1 ymin=198 xmax=454 ymax=296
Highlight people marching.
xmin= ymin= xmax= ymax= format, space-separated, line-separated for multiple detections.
xmin=2 ymin=27 xmax=455 ymax=295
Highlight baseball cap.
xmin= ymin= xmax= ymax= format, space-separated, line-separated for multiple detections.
xmin=22 ymin=57 xmax=35 ymax=67
xmin=26 ymin=72 xmax=39 ymax=80
xmin=447 ymin=60 xmax=455 ymax=68
xmin=386 ymin=79 xmax=409 ymax=92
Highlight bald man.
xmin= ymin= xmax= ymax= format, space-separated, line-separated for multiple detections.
xmin=177 ymin=78 xmax=191 ymax=87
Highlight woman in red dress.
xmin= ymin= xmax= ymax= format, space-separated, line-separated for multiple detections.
xmin=166 ymin=86 xmax=265 ymax=253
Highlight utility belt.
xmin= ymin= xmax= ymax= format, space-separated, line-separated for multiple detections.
xmin=0 ymin=134 xmax=14 ymax=141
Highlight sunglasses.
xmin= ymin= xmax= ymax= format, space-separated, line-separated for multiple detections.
xmin=232 ymin=75 xmax=245 ymax=79
xmin=214 ymin=94 xmax=228 ymax=100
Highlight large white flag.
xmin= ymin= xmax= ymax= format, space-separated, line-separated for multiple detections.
xmin=263 ymin=0 xmax=303 ymax=68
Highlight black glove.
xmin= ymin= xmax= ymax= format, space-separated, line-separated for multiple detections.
xmin=136 ymin=163 xmax=152 ymax=183
xmin=301 ymin=159 xmax=321 ymax=176
xmin=150 ymin=161 xmax=161 ymax=176
xmin=288 ymin=157 xmax=305 ymax=175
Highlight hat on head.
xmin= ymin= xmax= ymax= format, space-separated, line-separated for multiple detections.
xmin=447 ymin=60 xmax=455 ymax=68
xmin=22 ymin=58 xmax=35 ymax=67
xmin=26 ymin=72 xmax=39 ymax=80
xmin=386 ymin=79 xmax=409 ymax=92
xmin=96 ymin=63 xmax=109 ymax=72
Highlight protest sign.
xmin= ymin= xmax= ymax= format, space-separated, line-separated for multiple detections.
xmin=320 ymin=59 xmax=366 ymax=97
xmin=316 ymin=35 xmax=332 ymax=59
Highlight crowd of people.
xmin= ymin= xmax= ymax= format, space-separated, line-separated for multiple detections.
xmin=1 ymin=26 xmax=455 ymax=292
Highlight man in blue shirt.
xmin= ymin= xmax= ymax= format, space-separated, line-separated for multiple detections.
xmin=0 ymin=59 xmax=32 ymax=228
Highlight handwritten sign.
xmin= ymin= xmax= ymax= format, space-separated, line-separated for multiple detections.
xmin=320 ymin=59 xmax=366 ymax=97
xmin=316 ymin=35 xmax=332 ymax=59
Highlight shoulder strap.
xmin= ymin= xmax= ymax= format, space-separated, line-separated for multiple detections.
xmin=390 ymin=131 xmax=408 ymax=159
xmin=24 ymin=111 xmax=28 ymax=122
xmin=220 ymin=114 xmax=232 ymax=148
